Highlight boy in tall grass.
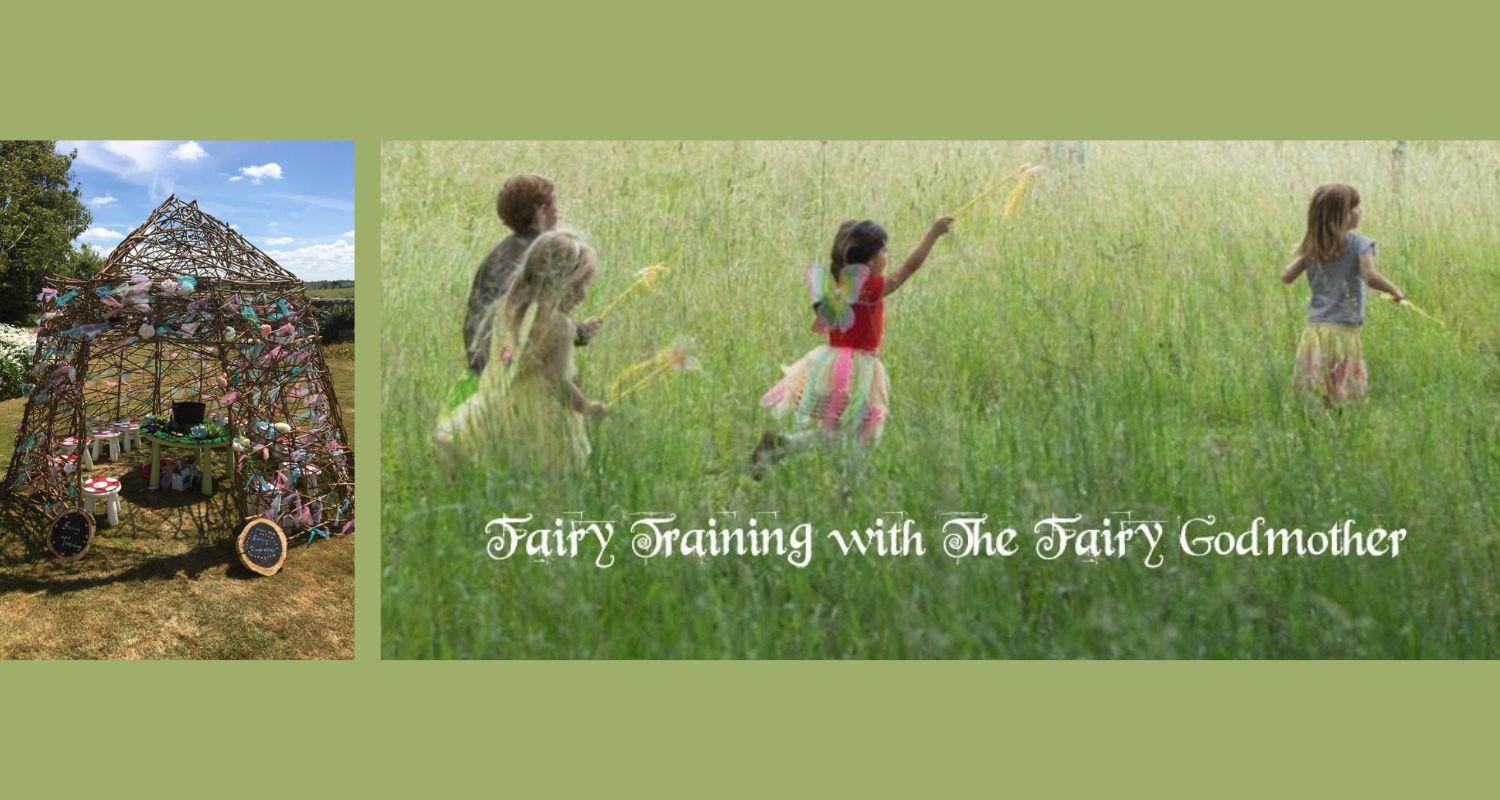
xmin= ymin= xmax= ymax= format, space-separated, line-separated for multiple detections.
xmin=463 ymin=174 xmax=602 ymax=374
xmin=1280 ymin=184 xmax=1406 ymax=404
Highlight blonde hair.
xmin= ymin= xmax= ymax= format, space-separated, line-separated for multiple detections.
xmin=505 ymin=230 xmax=594 ymax=323
xmin=1298 ymin=184 xmax=1361 ymax=262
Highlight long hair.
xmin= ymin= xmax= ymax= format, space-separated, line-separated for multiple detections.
xmin=1298 ymin=184 xmax=1360 ymax=262
xmin=828 ymin=219 xmax=888 ymax=280
xmin=506 ymin=230 xmax=594 ymax=325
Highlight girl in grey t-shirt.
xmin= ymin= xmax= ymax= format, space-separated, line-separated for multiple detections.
xmin=1279 ymin=184 xmax=1406 ymax=404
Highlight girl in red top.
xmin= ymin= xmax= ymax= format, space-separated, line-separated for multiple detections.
xmin=754 ymin=216 xmax=952 ymax=476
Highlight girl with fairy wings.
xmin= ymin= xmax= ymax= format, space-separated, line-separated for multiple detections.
xmin=753 ymin=215 xmax=952 ymax=478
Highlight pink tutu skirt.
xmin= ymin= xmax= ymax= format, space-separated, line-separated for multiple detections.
xmin=761 ymin=345 xmax=889 ymax=441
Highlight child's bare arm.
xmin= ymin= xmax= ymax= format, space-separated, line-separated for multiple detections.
xmin=883 ymin=217 xmax=954 ymax=297
xmin=1358 ymin=250 xmax=1405 ymax=301
xmin=1280 ymin=255 xmax=1308 ymax=284
xmin=566 ymin=379 xmax=590 ymax=413
xmin=530 ymin=318 xmax=600 ymax=415
xmin=565 ymin=371 xmax=610 ymax=417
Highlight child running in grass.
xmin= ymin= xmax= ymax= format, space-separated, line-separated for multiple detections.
xmin=1280 ymin=184 xmax=1406 ymax=405
xmin=752 ymin=215 xmax=952 ymax=477
xmin=436 ymin=230 xmax=610 ymax=468
xmin=463 ymin=174 xmax=602 ymax=374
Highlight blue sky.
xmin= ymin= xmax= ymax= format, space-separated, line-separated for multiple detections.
xmin=55 ymin=140 xmax=355 ymax=281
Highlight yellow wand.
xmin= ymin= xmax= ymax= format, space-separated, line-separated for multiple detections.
xmin=1383 ymin=294 xmax=1446 ymax=328
xmin=597 ymin=264 xmax=669 ymax=320
xmin=608 ymin=342 xmax=699 ymax=403
xmin=1000 ymin=165 xmax=1041 ymax=218
xmin=950 ymin=163 xmax=1041 ymax=219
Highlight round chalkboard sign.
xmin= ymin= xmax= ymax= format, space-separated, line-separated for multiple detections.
xmin=236 ymin=517 xmax=287 ymax=577
xmin=48 ymin=507 xmax=96 ymax=562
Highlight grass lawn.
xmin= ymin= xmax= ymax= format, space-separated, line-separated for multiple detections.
xmin=0 ymin=342 xmax=354 ymax=659
xmin=309 ymin=286 xmax=355 ymax=298
xmin=382 ymin=141 xmax=1500 ymax=659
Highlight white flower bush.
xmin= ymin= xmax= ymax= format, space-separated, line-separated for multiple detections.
xmin=0 ymin=323 xmax=37 ymax=401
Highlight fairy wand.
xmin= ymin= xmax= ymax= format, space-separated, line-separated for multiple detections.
xmin=950 ymin=163 xmax=1043 ymax=220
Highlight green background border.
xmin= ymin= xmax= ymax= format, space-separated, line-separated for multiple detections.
xmin=5 ymin=1 xmax=1499 ymax=793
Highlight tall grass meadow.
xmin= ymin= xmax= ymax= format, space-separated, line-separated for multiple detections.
xmin=382 ymin=141 xmax=1500 ymax=658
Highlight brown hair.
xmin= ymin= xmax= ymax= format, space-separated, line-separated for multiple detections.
xmin=496 ymin=174 xmax=556 ymax=235
xmin=828 ymin=219 xmax=888 ymax=280
xmin=1298 ymin=184 xmax=1360 ymax=262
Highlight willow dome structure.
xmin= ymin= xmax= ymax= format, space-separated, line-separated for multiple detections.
xmin=3 ymin=196 xmax=354 ymax=547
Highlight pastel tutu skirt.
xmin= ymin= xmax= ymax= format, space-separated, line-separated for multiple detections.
xmin=761 ymin=345 xmax=889 ymax=440
xmin=1292 ymin=323 xmax=1368 ymax=404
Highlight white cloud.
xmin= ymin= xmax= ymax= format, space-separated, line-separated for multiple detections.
xmin=78 ymin=226 xmax=126 ymax=254
xmin=236 ymin=163 xmax=283 ymax=184
xmin=61 ymin=141 xmax=172 ymax=178
xmin=264 ymin=236 xmax=294 ymax=245
xmin=229 ymin=175 xmax=243 ymax=182
xmin=88 ymin=194 xmax=118 ymax=207
xmin=341 ymin=229 xmax=355 ymax=239
xmin=168 ymin=141 xmax=208 ymax=161
xmin=267 ymin=239 xmax=354 ymax=281
xmin=81 ymin=226 xmax=125 ymax=241
xmin=147 ymin=174 xmax=176 ymax=201
xmin=58 ymin=142 xmax=191 ymax=202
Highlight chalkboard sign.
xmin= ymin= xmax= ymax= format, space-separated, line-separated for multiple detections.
xmin=236 ymin=517 xmax=287 ymax=577
xmin=48 ymin=508 xmax=95 ymax=562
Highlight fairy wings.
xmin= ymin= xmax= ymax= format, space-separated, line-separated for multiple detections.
xmin=806 ymin=262 xmax=871 ymax=333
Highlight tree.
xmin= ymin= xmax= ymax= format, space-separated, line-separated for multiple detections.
xmin=60 ymin=243 xmax=104 ymax=279
xmin=0 ymin=142 xmax=92 ymax=323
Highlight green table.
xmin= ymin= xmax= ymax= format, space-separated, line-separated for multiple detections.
xmin=146 ymin=431 xmax=233 ymax=496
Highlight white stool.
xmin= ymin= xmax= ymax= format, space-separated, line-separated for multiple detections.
xmin=116 ymin=421 xmax=143 ymax=452
xmin=82 ymin=475 xmax=122 ymax=526
xmin=90 ymin=429 xmax=121 ymax=462
xmin=49 ymin=453 xmax=80 ymax=474
xmin=59 ymin=436 xmax=94 ymax=470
